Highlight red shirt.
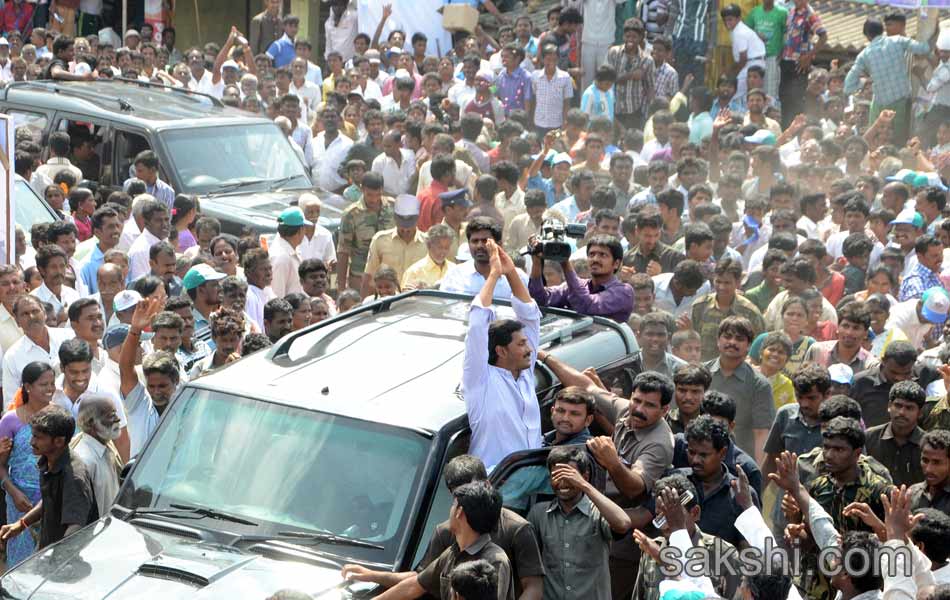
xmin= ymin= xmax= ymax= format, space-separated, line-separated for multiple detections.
xmin=2 ymin=1 xmax=34 ymax=35
xmin=821 ymin=271 xmax=845 ymax=306
xmin=417 ymin=179 xmax=449 ymax=232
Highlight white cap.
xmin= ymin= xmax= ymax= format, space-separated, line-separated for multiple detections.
xmin=124 ymin=29 xmax=141 ymax=39
xmin=394 ymin=194 xmax=420 ymax=217
xmin=113 ymin=290 xmax=143 ymax=312
xmin=0 ymin=38 xmax=9 ymax=47
xmin=552 ymin=152 xmax=572 ymax=166
xmin=828 ymin=364 xmax=853 ymax=385
xmin=939 ymin=28 xmax=950 ymax=52
xmin=221 ymin=59 xmax=240 ymax=70
xmin=394 ymin=68 xmax=411 ymax=79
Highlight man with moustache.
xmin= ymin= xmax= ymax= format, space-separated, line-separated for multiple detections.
xmin=71 ymin=395 xmax=123 ymax=517
xmin=528 ymin=234 xmax=634 ymax=323
xmin=2 ymin=295 xmax=74 ymax=405
xmin=586 ymin=371 xmax=675 ymax=600
xmin=441 ymin=219 xmax=529 ymax=301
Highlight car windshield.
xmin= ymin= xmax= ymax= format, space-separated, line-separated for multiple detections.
xmin=116 ymin=387 xmax=431 ymax=563
xmin=160 ymin=123 xmax=312 ymax=195
xmin=15 ymin=178 xmax=56 ymax=244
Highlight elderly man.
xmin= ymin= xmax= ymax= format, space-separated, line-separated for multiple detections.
xmin=402 ymin=224 xmax=456 ymax=290
xmin=297 ymin=193 xmax=337 ymax=265
xmin=2 ymin=295 xmax=74 ymax=405
xmin=360 ymin=195 xmax=427 ymax=298
xmin=71 ymin=395 xmax=123 ymax=517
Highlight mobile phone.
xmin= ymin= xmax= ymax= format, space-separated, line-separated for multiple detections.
xmin=651 ymin=490 xmax=694 ymax=529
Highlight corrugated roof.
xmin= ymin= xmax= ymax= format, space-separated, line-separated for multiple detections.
xmin=813 ymin=0 xmax=949 ymax=53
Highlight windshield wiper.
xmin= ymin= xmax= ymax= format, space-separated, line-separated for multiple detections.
xmin=121 ymin=503 xmax=258 ymax=526
xmin=236 ymin=529 xmax=383 ymax=550
xmin=207 ymin=178 xmax=270 ymax=196
xmin=266 ymin=175 xmax=304 ymax=192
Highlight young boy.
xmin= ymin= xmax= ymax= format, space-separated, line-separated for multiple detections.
xmin=841 ymin=232 xmax=874 ymax=295
xmin=580 ymin=64 xmax=616 ymax=122
xmin=527 ymin=446 xmax=630 ymax=600
xmin=342 ymin=159 xmax=366 ymax=204
xmin=671 ymin=329 xmax=701 ymax=363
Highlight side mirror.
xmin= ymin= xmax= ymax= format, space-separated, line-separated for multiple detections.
xmin=119 ymin=458 xmax=137 ymax=484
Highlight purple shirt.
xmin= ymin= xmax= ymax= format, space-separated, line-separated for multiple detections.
xmin=529 ymin=270 xmax=634 ymax=323
xmin=0 ymin=410 xmax=27 ymax=440
xmin=495 ymin=67 xmax=533 ymax=115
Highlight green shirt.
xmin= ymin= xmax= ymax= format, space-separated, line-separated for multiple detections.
xmin=743 ymin=282 xmax=778 ymax=314
xmin=744 ymin=4 xmax=788 ymax=57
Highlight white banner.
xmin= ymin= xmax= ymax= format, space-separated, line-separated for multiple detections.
xmin=0 ymin=114 xmax=11 ymax=265
xmin=357 ymin=0 xmax=453 ymax=58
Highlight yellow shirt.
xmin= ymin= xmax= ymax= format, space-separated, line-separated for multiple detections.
xmin=402 ymin=255 xmax=454 ymax=289
xmin=364 ymin=228 xmax=429 ymax=279
xmin=768 ymin=371 xmax=796 ymax=410
xmin=494 ymin=188 xmax=525 ymax=233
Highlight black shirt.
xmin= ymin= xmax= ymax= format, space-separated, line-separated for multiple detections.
xmin=417 ymin=533 xmax=514 ymax=600
xmin=38 ymin=447 xmax=98 ymax=549
xmin=864 ymin=423 xmax=925 ymax=487
xmin=41 ymin=58 xmax=68 ymax=81
xmin=418 ymin=507 xmax=544 ymax=595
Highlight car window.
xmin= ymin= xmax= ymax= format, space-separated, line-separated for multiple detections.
xmin=119 ymin=388 xmax=431 ymax=564
xmin=115 ymin=130 xmax=151 ymax=186
xmin=54 ymin=117 xmax=110 ymax=185
xmin=410 ymin=431 xmax=470 ymax=568
xmin=14 ymin=178 xmax=57 ymax=245
xmin=6 ymin=110 xmax=47 ymax=146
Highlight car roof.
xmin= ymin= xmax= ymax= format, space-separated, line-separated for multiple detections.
xmin=0 ymin=80 xmax=271 ymax=130
xmin=188 ymin=290 xmax=634 ymax=434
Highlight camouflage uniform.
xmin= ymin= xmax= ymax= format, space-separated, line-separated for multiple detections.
xmin=922 ymin=394 xmax=950 ymax=431
xmin=796 ymin=446 xmax=893 ymax=489
xmin=632 ymin=529 xmax=740 ymax=600
xmin=798 ymin=460 xmax=894 ymax=600
xmin=337 ymin=197 xmax=395 ymax=278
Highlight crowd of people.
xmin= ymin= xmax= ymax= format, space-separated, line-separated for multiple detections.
xmin=5 ymin=1 xmax=950 ymax=600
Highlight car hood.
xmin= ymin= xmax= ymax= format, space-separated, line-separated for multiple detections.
xmin=1 ymin=517 xmax=366 ymax=600
xmin=197 ymin=189 xmax=346 ymax=235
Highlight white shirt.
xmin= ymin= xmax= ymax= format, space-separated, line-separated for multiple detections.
xmin=439 ymin=261 xmax=529 ymax=300
xmin=826 ymin=229 xmax=885 ymax=266
xmin=416 ymin=159 xmax=474 ymax=195
xmin=127 ymin=228 xmax=163 ymax=282
xmin=122 ymin=382 xmax=160 ymax=458
xmin=269 ymin=235 xmax=304 ymax=297
xmin=53 ymin=373 xmax=128 ymax=428
xmin=639 ymin=138 xmax=670 ymax=162
xmin=581 ymin=0 xmax=624 ymax=43
xmin=730 ymin=21 xmax=767 ymax=65
xmin=0 ymin=59 xmax=13 ymax=83
xmin=31 ymin=282 xmax=80 ymax=317
xmin=2 ymin=327 xmax=75 ymax=405
xmin=71 ymin=433 xmax=121 ymax=518
xmin=188 ymin=69 xmax=225 ymax=99
xmin=886 ymin=298 xmax=933 ymax=350
xmin=358 ymin=79 xmax=384 ymax=102
xmin=290 ymin=79 xmax=322 ymax=122
xmin=797 ymin=215 xmax=820 ymax=240
xmin=246 ymin=284 xmax=275 ymax=332
xmin=324 ymin=0 xmax=358 ymax=62
xmin=311 ymin=131 xmax=354 ymax=193
xmin=651 ymin=272 xmax=710 ymax=318
xmin=36 ymin=157 xmax=84 ymax=184
xmin=305 ymin=61 xmax=324 ymax=87
xmin=298 ymin=225 xmax=337 ymax=263
xmin=371 ymin=149 xmax=416 ymax=196
xmin=118 ymin=217 xmax=142 ymax=253
xmin=448 ymin=81 xmax=477 ymax=109
xmin=462 ymin=295 xmax=542 ymax=470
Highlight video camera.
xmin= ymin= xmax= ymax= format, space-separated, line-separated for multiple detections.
xmin=527 ymin=220 xmax=587 ymax=262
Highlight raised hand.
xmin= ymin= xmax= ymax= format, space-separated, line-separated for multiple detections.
xmin=731 ymin=464 xmax=753 ymax=511
xmin=487 ymin=239 xmax=503 ymax=277
xmin=882 ymin=485 xmax=922 ymax=542
xmin=767 ymin=451 xmax=800 ymax=494
xmin=633 ymin=529 xmax=662 ymax=562
xmin=130 ymin=296 xmax=164 ymax=333
xmin=843 ymin=502 xmax=885 ymax=540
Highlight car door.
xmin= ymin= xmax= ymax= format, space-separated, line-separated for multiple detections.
xmin=51 ymin=113 xmax=113 ymax=187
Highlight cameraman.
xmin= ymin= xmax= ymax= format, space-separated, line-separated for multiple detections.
xmin=528 ymin=233 xmax=633 ymax=323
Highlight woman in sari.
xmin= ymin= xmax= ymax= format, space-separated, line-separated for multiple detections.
xmin=0 ymin=362 xmax=55 ymax=567
xmin=750 ymin=296 xmax=816 ymax=376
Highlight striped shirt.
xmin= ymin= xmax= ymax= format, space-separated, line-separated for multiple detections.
xmin=606 ymin=46 xmax=655 ymax=116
